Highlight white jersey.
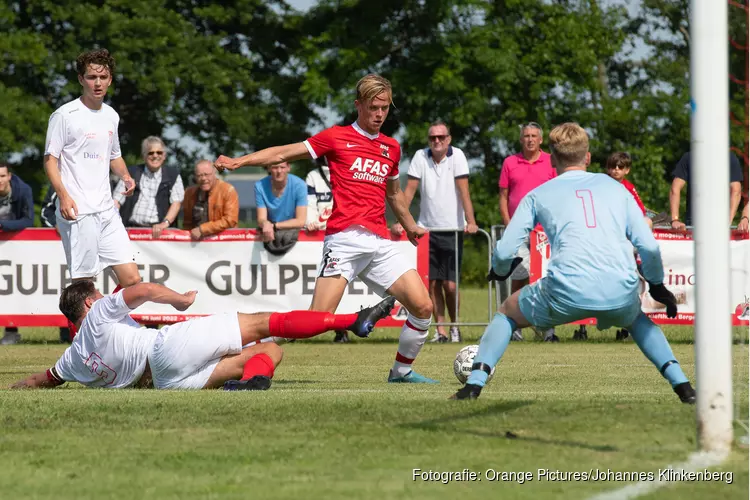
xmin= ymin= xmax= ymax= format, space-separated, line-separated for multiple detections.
xmin=305 ymin=166 xmax=334 ymax=229
xmin=53 ymin=292 xmax=158 ymax=388
xmin=45 ymin=98 xmax=122 ymax=215
xmin=407 ymin=146 xmax=470 ymax=230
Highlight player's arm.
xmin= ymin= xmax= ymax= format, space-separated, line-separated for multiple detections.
xmin=10 ymin=369 xmax=65 ymax=389
xmin=386 ymin=177 xmax=421 ymax=242
xmin=44 ymin=154 xmax=78 ymax=217
xmin=122 ymin=283 xmax=197 ymax=311
xmin=110 ymin=157 xmax=135 ymax=196
xmin=730 ymin=181 xmax=742 ymax=225
xmin=669 ymin=177 xmax=686 ymax=229
xmin=626 ymin=196 xmax=664 ymax=284
xmin=493 ymin=194 xmax=535 ymax=275
xmin=215 ymin=143 xmax=311 ymax=172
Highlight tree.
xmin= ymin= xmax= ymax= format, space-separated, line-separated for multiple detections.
xmin=0 ymin=0 xmax=312 ymax=199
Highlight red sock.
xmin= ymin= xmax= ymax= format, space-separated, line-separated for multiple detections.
xmin=112 ymin=284 xmax=123 ymax=294
xmin=268 ymin=311 xmax=358 ymax=339
xmin=242 ymin=353 xmax=275 ymax=380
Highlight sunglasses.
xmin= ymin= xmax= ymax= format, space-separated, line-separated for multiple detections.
xmin=147 ymin=151 xmax=165 ymax=157
xmin=607 ymin=164 xmax=628 ymax=170
xmin=428 ymin=135 xmax=449 ymax=142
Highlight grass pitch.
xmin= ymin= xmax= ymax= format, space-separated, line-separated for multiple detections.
xmin=0 ymin=290 xmax=747 ymax=499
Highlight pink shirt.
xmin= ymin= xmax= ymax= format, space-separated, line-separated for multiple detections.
xmin=498 ymin=151 xmax=556 ymax=218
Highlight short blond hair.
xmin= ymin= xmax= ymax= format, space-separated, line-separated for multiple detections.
xmin=548 ymin=123 xmax=589 ymax=168
xmin=356 ymin=74 xmax=393 ymax=104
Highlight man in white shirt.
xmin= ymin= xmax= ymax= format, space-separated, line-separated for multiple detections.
xmin=392 ymin=121 xmax=478 ymax=343
xmin=10 ymin=281 xmax=396 ymax=390
xmin=43 ymin=49 xmax=141 ymax=313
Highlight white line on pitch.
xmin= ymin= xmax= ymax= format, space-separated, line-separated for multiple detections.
xmin=586 ymin=451 xmax=728 ymax=500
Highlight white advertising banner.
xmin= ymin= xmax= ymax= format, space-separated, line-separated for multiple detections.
xmin=530 ymin=229 xmax=750 ymax=326
xmin=0 ymin=229 xmax=428 ymax=327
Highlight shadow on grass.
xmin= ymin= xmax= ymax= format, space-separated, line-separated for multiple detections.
xmin=400 ymin=400 xmax=619 ymax=453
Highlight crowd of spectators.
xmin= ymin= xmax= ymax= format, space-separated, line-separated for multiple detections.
xmin=0 ymin=129 xmax=748 ymax=345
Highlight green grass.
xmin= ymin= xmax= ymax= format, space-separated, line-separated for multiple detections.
xmin=0 ymin=289 xmax=748 ymax=499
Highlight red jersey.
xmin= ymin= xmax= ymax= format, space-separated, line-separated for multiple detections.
xmin=622 ymin=179 xmax=647 ymax=215
xmin=304 ymin=123 xmax=401 ymax=238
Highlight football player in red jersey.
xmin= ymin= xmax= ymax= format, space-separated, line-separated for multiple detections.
xmin=215 ymin=74 xmax=437 ymax=383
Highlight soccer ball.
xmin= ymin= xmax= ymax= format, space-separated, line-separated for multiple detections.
xmin=453 ymin=345 xmax=494 ymax=384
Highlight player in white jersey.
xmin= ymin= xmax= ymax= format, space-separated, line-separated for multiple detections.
xmin=10 ymin=281 xmax=395 ymax=390
xmin=43 ymin=49 xmax=140 ymax=298
xmin=451 ymin=123 xmax=695 ymax=404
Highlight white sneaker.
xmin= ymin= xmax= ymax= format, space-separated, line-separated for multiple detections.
xmin=428 ymin=331 xmax=449 ymax=343
xmin=510 ymin=329 xmax=524 ymax=341
xmin=449 ymin=327 xmax=461 ymax=343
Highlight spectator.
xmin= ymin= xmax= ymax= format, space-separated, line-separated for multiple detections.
xmin=113 ymin=136 xmax=184 ymax=238
xmin=606 ymin=152 xmax=653 ymax=229
xmin=305 ymin=157 xmax=333 ymax=233
xmin=254 ymin=162 xmax=307 ymax=244
xmin=391 ymin=121 xmax=478 ymax=343
xmin=498 ymin=122 xmax=558 ymax=342
xmin=669 ymin=151 xmax=744 ymax=231
xmin=182 ymin=160 xmax=239 ymax=240
xmin=0 ymin=163 xmax=34 ymax=345
xmin=39 ymin=184 xmax=74 ymax=343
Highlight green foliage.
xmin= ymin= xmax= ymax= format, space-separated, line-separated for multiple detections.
xmin=0 ymin=0 xmax=746 ymax=244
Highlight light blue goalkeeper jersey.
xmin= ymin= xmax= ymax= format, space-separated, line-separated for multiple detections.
xmin=494 ymin=170 xmax=664 ymax=310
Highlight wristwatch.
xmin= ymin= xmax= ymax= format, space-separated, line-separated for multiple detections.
xmin=162 ymin=218 xmax=171 ymax=226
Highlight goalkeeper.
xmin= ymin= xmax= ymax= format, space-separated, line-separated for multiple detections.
xmin=452 ymin=123 xmax=694 ymax=404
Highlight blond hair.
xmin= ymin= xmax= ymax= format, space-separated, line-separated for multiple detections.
xmin=548 ymin=123 xmax=589 ymax=168
xmin=356 ymin=74 xmax=393 ymax=104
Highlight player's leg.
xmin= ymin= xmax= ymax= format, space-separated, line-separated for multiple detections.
xmin=205 ymin=342 xmax=283 ymax=390
xmin=309 ymin=229 xmax=372 ymax=314
xmin=384 ymin=269 xmax=436 ymax=382
xmin=624 ymin=311 xmax=694 ymax=403
xmin=508 ymin=238 xmax=536 ymax=341
xmin=57 ymin=212 xmax=103 ymax=338
xmin=238 ymin=294 xmax=398 ymax=345
xmin=456 ymin=287 xmax=531 ymax=392
xmin=100 ymin=207 xmax=142 ymax=287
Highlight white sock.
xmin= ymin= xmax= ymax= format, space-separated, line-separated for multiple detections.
xmin=244 ymin=336 xmax=285 ymax=348
xmin=392 ymin=313 xmax=430 ymax=377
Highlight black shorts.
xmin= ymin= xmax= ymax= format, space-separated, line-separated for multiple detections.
xmin=429 ymin=231 xmax=463 ymax=282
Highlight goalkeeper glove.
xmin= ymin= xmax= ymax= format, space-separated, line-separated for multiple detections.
xmin=648 ymin=282 xmax=678 ymax=318
xmin=487 ymin=257 xmax=523 ymax=282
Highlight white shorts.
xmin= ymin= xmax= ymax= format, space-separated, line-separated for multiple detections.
xmin=56 ymin=205 xmax=135 ymax=279
xmin=149 ymin=312 xmax=243 ymax=390
xmin=319 ymin=226 xmax=413 ymax=296
xmin=509 ymin=237 xmax=530 ymax=281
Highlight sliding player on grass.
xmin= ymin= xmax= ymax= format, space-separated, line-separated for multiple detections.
xmin=452 ymin=123 xmax=695 ymax=404
xmin=215 ymin=74 xmax=436 ymax=383
xmin=10 ymin=281 xmax=395 ymax=391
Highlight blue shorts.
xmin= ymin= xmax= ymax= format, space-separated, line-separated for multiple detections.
xmin=518 ymin=278 xmax=642 ymax=330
